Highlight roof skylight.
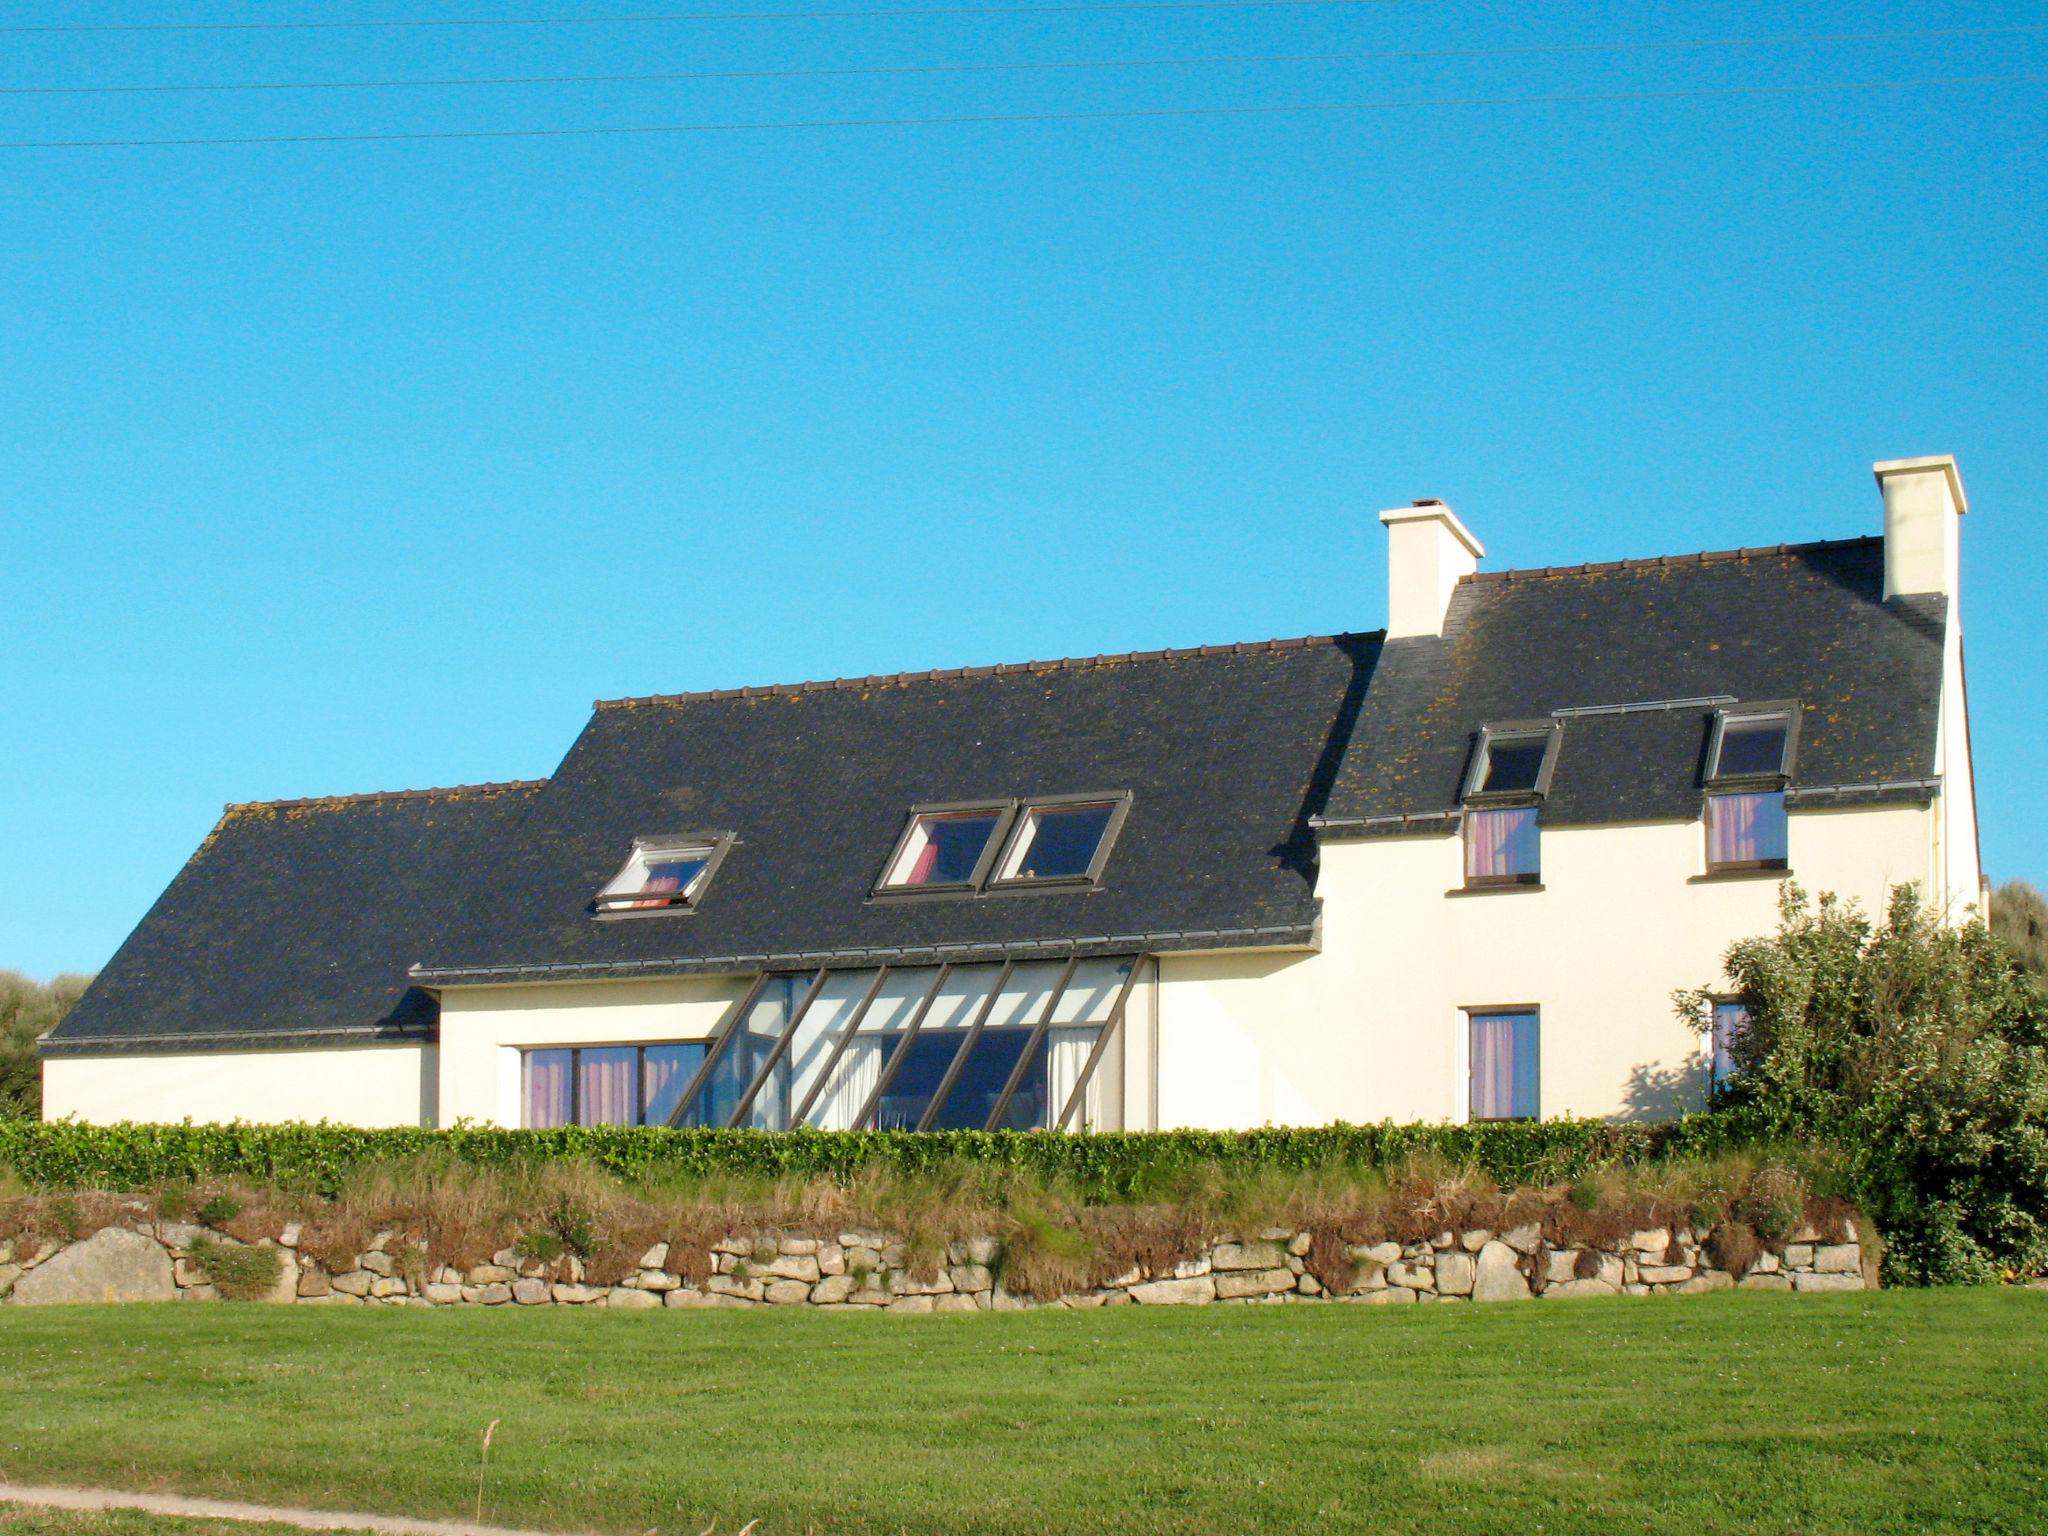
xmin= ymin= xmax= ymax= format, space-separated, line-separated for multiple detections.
xmin=594 ymin=834 xmax=732 ymax=915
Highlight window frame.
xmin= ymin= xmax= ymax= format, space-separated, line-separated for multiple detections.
xmin=871 ymin=800 xmax=1018 ymax=899
xmin=984 ymin=791 xmax=1134 ymax=894
xmin=1463 ymin=1004 xmax=1541 ymax=1123
xmin=1459 ymin=720 xmax=1561 ymax=806
xmin=1702 ymin=788 xmax=1790 ymax=874
xmin=1462 ymin=804 xmax=1543 ymax=888
xmin=519 ymin=1040 xmax=710 ymax=1128
xmin=1704 ymin=702 xmax=1801 ymax=787
xmin=591 ymin=832 xmax=736 ymax=918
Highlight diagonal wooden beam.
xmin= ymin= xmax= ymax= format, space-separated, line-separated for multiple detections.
xmin=853 ymin=962 xmax=953 ymax=1132
xmin=788 ymin=965 xmax=892 ymax=1129
xmin=724 ymin=965 xmax=832 ymax=1129
xmin=915 ymin=959 xmax=1017 ymax=1132
xmin=1053 ymin=956 xmax=1145 ymax=1132
xmin=983 ymin=953 xmax=1080 ymax=1132
xmin=661 ymin=971 xmax=772 ymax=1129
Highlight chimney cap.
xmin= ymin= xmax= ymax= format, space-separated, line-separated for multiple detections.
xmin=1378 ymin=499 xmax=1485 ymax=560
xmin=1873 ymin=454 xmax=1968 ymax=515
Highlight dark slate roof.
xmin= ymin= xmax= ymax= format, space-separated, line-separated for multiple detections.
xmin=43 ymin=782 xmax=544 ymax=1055
xmin=412 ymin=636 xmax=1379 ymax=984
xmin=1319 ymin=537 xmax=1946 ymax=835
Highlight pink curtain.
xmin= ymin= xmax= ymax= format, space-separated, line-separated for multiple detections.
xmin=1467 ymin=807 xmax=1538 ymax=879
xmin=626 ymin=868 xmax=683 ymax=910
xmin=1470 ymin=1013 xmax=1538 ymax=1120
xmin=577 ymin=1048 xmax=637 ymax=1126
xmin=523 ymin=1051 xmax=571 ymax=1129
xmin=908 ymin=836 xmax=941 ymax=885
xmin=1708 ymin=792 xmax=1785 ymax=865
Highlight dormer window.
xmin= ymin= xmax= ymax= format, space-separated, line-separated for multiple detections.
xmin=876 ymin=804 xmax=1013 ymax=893
xmin=593 ymin=834 xmax=733 ymax=915
xmin=990 ymin=795 xmax=1131 ymax=888
xmin=1460 ymin=724 xmax=1557 ymax=887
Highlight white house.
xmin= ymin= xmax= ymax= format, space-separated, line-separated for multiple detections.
xmin=42 ymin=455 xmax=1983 ymax=1132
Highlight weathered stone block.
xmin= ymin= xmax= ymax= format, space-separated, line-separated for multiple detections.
xmin=1214 ymin=1268 xmax=1295 ymax=1299
xmin=1783 ymin=1244 xmax=1815 ymax=1269
xmin=1629 ymin=1229 xmax=1671 ymax=1255
xmin=1544 ymin=1278 xmax=1619 ymax=1299
xmin=368 ymin=1277 xmax=407 ymax=1299
xmin=464 ymin=1283 xmax=513 ymax=1305
xmin=777 ymin=1237 xmax=820 ymax=1256
xmin=637 ymin=1243 xmax=669 ymax=1270
xmin=606 ymin=1286 xmax=660 ymax=1309
xmin=1287 ymin=1232 xmax=1313 ymax=1257
xmin=1501 ymin=1224 xmax=1542 ymax=1255
xmin=1638 ymin=1265 xmax=1693 ymax=1285
xmin=1351 ymin=1286 xmax=1415 ymax=1304
xmin=179 ymin=1284 xmax=218 ymax=1302
xmin=512 ymin=1278 xmax=551 ymax=1305
xmin=1386 ymin=1261 xmax=1435 ymax=1291
xmin=1296 ymin=1272 xmax=1323 ymax=1295
xmin=810 ymin=1274 xmax=856 ymax=1305
xmin=1435 ymin=1251 xmax=1477 ymax=1296
xmin=892 ymin=1270 xmax=954 ymax=1296
xmin=948 ymin=1264 xmax=994 ymax=1293
xmin=552 ymin=1283 xmax=605 ymax=1304
xmin=1129 ymin=1276 xmax=1216 ymax=1305
xmin=1212 ymin=1241 xmax=1287 ymax=1271
xmin=278 ymin=1222 xmax=302 ymax=1249
xmin=708 ymin=1274 xmax=765 ymax=1301
xmin=1472 ymin=1241 xmax=1531 ymax=1302
xmin=7 ymin=1228 xmax=176 ymax=1306
xmin=297 ymin=1269 xmax=332 ymax=1298
xmin=637 ymin=1270 xmax=681 ymax=1292
xmin=1813 ymin=1244 xmax=1862 ymax=1274
xmin=424 ymin=1283 xmax=465 ymax=1304
xmin=764 ymin=1280 xmax=811 ymax=1306
xmin=1675 ymin=1270 xmax=1734 ymax=1294
xmin=1792 ymin=1272 xmax=1863 ymax=1292
xmin=330 ymin=1270 xmax=375 ymax=1298
xmin=887 ymin=1295 xmax=936 ymax=1314
xmin=934 ymin=1294 xmax=979 ymax=1313
xmin=1545 ymin=1250 xmax=1576 ymax=1284
xmin=815 ymin=1244 xmax=846 ymax=1276
xmin=466 ymin=1264 xmax=515 ymax=1285
xmin=1460 ymin=1229 xmax=1493 ymax=1253
xmin=1739 ymin=1274 xmax=1793 ymax=1291
xmin=357 ymin=1251 xmax=396 ymax=1278
xmin=1355 ymin=1241 xmax=1401 ymax=1266
xmin=759 ymin=1254 xmax=820 ymax=1283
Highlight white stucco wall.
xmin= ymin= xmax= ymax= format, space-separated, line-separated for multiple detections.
xmin=1155 ymin=801 xmax=1940 ymax=1130
xmin=41 ymin=1043 xmax=437 ymax=1127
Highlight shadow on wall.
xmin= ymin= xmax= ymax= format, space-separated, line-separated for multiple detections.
xmin=1616 ymin=1057 xmax=1711 ymax=1122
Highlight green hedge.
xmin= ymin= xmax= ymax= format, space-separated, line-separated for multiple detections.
xmin=0 ymin=1114 xmax=1778 ymax=1200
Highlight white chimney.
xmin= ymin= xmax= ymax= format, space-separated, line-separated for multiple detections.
xmin=1874 ymin=454 xmax=1967 ymax=601
xmin=1379 ymin=498 xmax=1484 ymax=639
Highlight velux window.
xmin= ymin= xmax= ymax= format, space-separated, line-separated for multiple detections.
xmin=875 ymin=794 xmax=1130 ymax=897
xmin=879 ymin=805 xmax=1009 ymax=891
xmin=1461 ymin=723 xmax=1557 ymax=887
xmin=1703 ymin=706 xmax=1796 ymax=872
xmin=593 ymin=834 xmax=732 ymax=915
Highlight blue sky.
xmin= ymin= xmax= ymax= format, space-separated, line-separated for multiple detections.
xmin=2 ymin=0 xmax=2043 ymax=978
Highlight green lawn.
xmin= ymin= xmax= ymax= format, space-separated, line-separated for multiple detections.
xmin=3 ymin=1291 xmax=2045 ymax=1536
xmin=0 ymin=1515 xmax=373 ymax=1536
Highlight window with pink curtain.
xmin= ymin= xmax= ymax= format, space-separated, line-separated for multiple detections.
xmin=1466 ymin=806 xmax=1540 ymax=883
xmin=576 ymin=1047 xmax=638 ymax=1127
xmin=1706 ymin=791 xmax=1788 ymax=869
xmin=1469 ymin=1010 xmax=1539 ymax=1120
xmin=523 ymin=1049 xmax=572 ymax=1129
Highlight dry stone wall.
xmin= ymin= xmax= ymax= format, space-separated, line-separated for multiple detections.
xmin=1 ymin=1216 xmax=1874 ymax=1309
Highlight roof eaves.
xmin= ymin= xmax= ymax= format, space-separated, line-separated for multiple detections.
xmin=223 ymin=779 xmax=548 ymax=815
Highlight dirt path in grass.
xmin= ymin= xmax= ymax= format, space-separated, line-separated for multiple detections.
xmin=0 ymin=1485 xmax=571 ymax=1536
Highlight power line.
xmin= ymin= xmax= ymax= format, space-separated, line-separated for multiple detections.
xmin=2 ymin=0 xmax=1405 ymax=36
xmin=4 ymin=71 xmax=2041 ymax=150
xmin=5 ymin=23 xmax=2040 ymax=98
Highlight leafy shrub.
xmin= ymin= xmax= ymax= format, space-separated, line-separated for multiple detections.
xmin=513 ymin=1230 xmax=564 ymax=1264
xmin=188 ymin=1236 xmax=282 ymax=1301
xmin=0 ymin=1117 xmax=1764 ymax=1202
xmin=1680 ymin=882 xmax=2048 ymax=1284
xmin=1738 ymin=1167 xmax=1807 ymax=1246
xmin=0 ymin=972 xmax=91 ymax=1120
xmin=1993 ymin=881 xmax=2048 ymax=978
